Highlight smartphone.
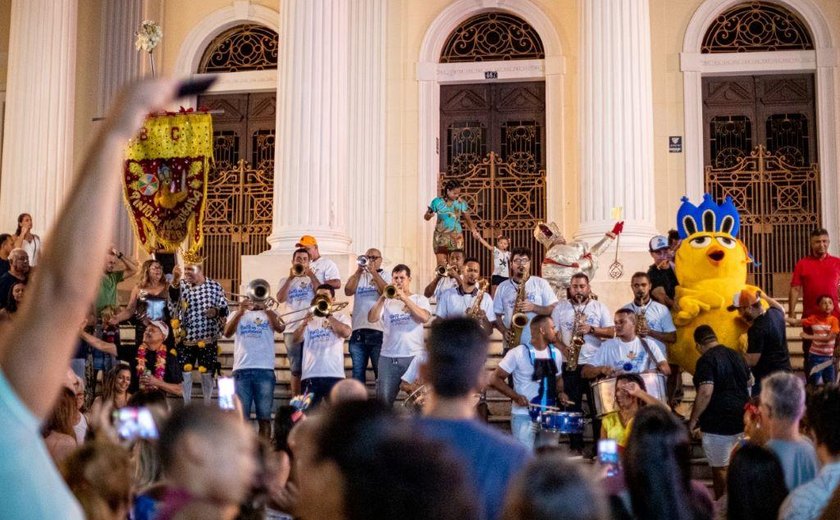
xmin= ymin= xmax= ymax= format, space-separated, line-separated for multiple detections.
xmin=218 ymin=377 xmax=236 ymax=410
xmin=113 ymin=407 xmax=158 ymax=441
xmin=598 ymin=439 xmax=620 ymax=477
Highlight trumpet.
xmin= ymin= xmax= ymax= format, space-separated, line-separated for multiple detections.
xmin=292 ymin=263 xmax=306 ymax=276
xmin=228 ymin=279 xmax=278 ymax=309
xmin=311 ymin=295 xmax=350 ymax=318
xmin=357 ymin=255 xmax=369 ymax=268
xmin=384 ymin=285 xmax=398 ymax=298
xmin=435 ymin=264 xmax=448 ymax=277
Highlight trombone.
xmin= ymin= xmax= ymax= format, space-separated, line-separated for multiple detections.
xmin=275 ymin=295 xmax=350 ymax=326
xmin=228 ymin=279 xmax=279 ymax=310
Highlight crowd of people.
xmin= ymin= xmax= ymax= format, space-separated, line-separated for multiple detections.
xmin=3 ymin=79 xmax=840 ymax=520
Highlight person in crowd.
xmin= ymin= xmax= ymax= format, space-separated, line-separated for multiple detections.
xmin=0 ymin=248 xmax=29 ymax=309
xmin=13 ymin=213 xmax=41 ymax=267
xmin=129 ymin=391 xmax=170 ymax=520
xmin=294 ymin=399 xmax=479 ymax=520
xmin=293 ymin=284 xmax=352 ymax=406
xmin=425 ymin=179 xmax=478 ymax=268
xmin=553 ymin=272 xmax=612 ymax=453
xmin=224 ymin=288 xmax=285 ymax=438
xmin=434 ymin=256 xmax=495 ymax=335
xmin=60 ymin=440 xmax=133 ymax=520
xmin=647 ymin=235 xmax=678 ymax=309
xmin=96 ymin=246 xmax=138 ymax=321
xmin=171 ymin=256 xmax=228 ymax=403
xmin=42 ymin=387 xmax=79 ymax=465
xmin=0 ymin=233 xmax=13 ymax=275
xmin=0 ymin=79 xmax=177 ymax=519
xmin=71 ymin=374 xmax=88 ymax=445
xmin=473 ymin=234 xmax=510 ymax=296
xmin=277 ymin=247 xmax=319 ymax=395
xmin=368 ymin=264 xmax=431 ymax=406
xmin=424 ymin=248 xmax=466 ymax=300
xmin=760 ymin=371 xmax=818 ymax=490
xmin=779 ymin=385 xmax=840 ymax=520
xmin=726 ymin=443 xmax=788 ymax=520
xmin=93 ymin=364 xmax=133 ymax=410
xmin=112 ymin=259 xmax=173 ymax=391
xmin=600 ymin=373 xmax=666 ymax=449
xmin=295 ymin=235 xmax=341 ymax=290
xmin=789 ymin=228 xmax=840 ymax=377
xmin=0 ymin=281 xmax=25 ymax=321
xmin=156 ymin=404 xmax=258 ymax=520
xmin=622 ymin=406 xmax=714 ymax=520
xmin=344 ymin=248 xmax=390 ymax=384
xmin=111 ymin=320 xmax=183 ymax=397
xmin=328 ymin=378 xmax=368 ymax=405
xmin=788 ymin=294 xmax=840 ymax=387
xmin=495 ymin=247 xmax=558 ymax=350
xmin=582 ymin=309 xmax=670 ymax=379
xmin=266 ymin=405 xmax=306 ymax=519
xmin=419 ymin=317 xmax=530 ymax=520
xmin=687 ymin=325 xmax=751 ymax=498
xmin=740 ymin=396 xmax=767 ymax=447
xmin=728 ymin=288 xmax=791 ymax=394
xmin=490 ymin=315 xmax=565 ymax=449
xmin=501 ymin=454 xmax=609 ymax=520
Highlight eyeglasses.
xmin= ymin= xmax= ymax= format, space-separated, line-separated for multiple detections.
xmin=512 ymin=258 xmax=530 ymax=265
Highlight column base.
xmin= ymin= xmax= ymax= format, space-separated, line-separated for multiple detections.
xmin=267 ymin=227 xmax=353 ymax=256
xmin=241 ymin=252 xmax=356 ymax=296
xmin=574 ymin=220 xmax=659 ymax=253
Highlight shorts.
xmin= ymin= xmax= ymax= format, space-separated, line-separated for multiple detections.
xmin=177 ymin=340 xmax=219 ymax=374
xmin=701 ymin=432 xmax=743 ymax=467
xmin=433 ymin=229 xmax=464 ymax=254
xmin=491 ymin=275 xmax=508 ymax=286
xmin=284 ymin=332 xmax=303 ymax=377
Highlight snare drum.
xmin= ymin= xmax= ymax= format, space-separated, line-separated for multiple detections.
xmin=590 ymin=373 xmax=667 ymax=417
xmin=539 ymin=411 xmax=584 ymax=434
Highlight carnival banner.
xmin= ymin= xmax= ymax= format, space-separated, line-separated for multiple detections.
xmin=122 ymin=112 xmax=213 ymax=254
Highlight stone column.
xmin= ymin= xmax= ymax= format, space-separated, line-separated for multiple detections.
xmin=577 ymin=0 xmax=658 ymax=250
xmin=0 ymin=0 xmax=78 ymax=234
xmin=99 ymin=0 xmax=145 ymax=254
xmin=346 ymin=0 xmax=387 ymax=253
xmin=267 ymin=0 xmax=352 ymax=255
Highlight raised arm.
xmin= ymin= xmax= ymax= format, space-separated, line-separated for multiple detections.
xmin=0 ymin=80 xmax=177 ymax=419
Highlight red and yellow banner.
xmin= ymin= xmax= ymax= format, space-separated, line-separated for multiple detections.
xmin=122 ymin=112 xmax=213 ymax=254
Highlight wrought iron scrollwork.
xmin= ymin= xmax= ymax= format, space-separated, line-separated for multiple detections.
xmin=440 ymin=12 xmax=545 ymax=63
xmin=701 ymin=2 xmax=814 ymax=53
xmin=199 ymin=24 xmax=279 ymax=73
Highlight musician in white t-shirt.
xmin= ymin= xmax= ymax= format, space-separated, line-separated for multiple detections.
xmin=295 ymin=235 xmax=341 ymax=289
xmin=368 ymin=264 xmax=432 ymax=406
xmin=581 ymin=309 xmax=671 ymax=379
xmin=276 ymin=248 xmax=319 ymax=395
xmin=344 ymin=248 xmax=391 ymax=384
xmin=423 ymin=249 xmax=465 ymax=301
xmin=292 ymin=285 xmax=351 ymax=406
xmin=434 ymin=257 xmax=494 ymax=335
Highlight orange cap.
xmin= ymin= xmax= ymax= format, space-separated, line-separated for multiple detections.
xmin=295 ymin=235 xmax=318 ymax=248
xmin=727 ymin=288 xmax=762 ymax=311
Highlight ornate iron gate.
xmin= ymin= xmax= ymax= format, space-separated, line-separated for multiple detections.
xmin=705 ymin=145 xmax=820 ymax=295
xmin=197 ymin=93 xmax=275 ymax=293
xmin=440 ymin=82 xmax=546 ymax=275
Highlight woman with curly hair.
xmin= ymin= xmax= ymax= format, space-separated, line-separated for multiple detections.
xmin=93 ymin=364 xmax=132 ymax=410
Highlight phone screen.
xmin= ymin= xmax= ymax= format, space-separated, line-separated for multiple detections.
xmin=598 ymin=439 xmax=620 ymax=477
xmin=218 ymin=377 xmax=236 ymax=410
xmin=113 ymin=407 xmax=158 ymax=441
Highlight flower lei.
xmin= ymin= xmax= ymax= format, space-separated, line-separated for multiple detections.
xmin=136 ymin=342 xmax=167 ymax=386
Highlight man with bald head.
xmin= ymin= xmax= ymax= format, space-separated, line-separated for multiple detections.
xmin=344 ymin=247 xmax=391 ymax=384
xmin=329 ymin=378 xmax=368 ymax=404
xmin=0 ymin=248 xmax=29 ymax=309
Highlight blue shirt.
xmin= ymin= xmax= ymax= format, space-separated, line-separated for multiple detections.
xmin=767 ymin=438 xmax=819 ymax=491
xmin=418 ymin=417 xmax=530 ymax=520
xmin=430 ymin=197 xmax=468 ymax=233
xmin=779 ymin=461 xmax=840 ymax=520
xmin=0 ymin=369 xmax=84 ymax=519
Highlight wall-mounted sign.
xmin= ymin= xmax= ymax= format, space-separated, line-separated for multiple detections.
xmin=484 ymin=71 xmax=498 ymax=80
xmin=669 ymin=136 xmax=682 ymax=153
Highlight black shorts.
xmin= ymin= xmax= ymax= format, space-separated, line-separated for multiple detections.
xmin=177 ymin=341 xmax=219 ymax=374
xmin=491 ymin=275 xmax=509 ymax=286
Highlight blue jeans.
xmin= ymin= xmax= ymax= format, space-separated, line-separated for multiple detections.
xmin=303 ymin=377 xmax=343 ymax=407
xmin=511 ymin=414 xmax=537 ymax=450
xmin=376 ymin=356 xmax=413 ymax=406
xmin=233 ymin=369 xmax=276 ymax=420
xmin=808 ymin=354 xmax=836 ymax=386
xmin=349 ymin=329 xmax=382 ymax=383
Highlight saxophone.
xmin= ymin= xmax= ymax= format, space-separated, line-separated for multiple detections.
xmin=635 ymin=304 xmax=649 ymax=336
xmin=568 ymin=302 xmax=587 ymax=370
xmin=505 ymin=268 xmax=530 ymax=347
xmin=467 ymin=279 xmax=490 ymax=320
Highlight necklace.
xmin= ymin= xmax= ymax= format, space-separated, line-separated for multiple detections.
xmin=136 ymin=342 xmax=166 ymax=385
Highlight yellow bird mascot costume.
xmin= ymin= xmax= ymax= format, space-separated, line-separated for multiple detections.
xmin=671 ymin=194 xmax=762 ymax=373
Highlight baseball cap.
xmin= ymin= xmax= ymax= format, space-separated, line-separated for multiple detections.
xmin=727 ymin=288 xmax=762 ymax=312
xmin=148 ymin=320 xmax=170 ymax=340
xmin=296 ymin=235 xmax=318 ymax=248
xmin=649 ymin=235 xmax=669 ymax=252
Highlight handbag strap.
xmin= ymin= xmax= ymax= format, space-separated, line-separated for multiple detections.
xmin=638 ymin=338 xmax=657 ymax=371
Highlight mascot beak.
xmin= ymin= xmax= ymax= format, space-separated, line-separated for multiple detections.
xmin=706 ymin=246 xmax=725 ymax=263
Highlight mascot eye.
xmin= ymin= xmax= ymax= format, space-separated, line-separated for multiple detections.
xmin=690 ymin=236 xmax=711 ymax=248
xmin=716 ymin=236 xmax=736 ymax=249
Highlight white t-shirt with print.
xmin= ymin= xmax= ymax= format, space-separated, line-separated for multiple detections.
xmin=311 ymin=256 xmax=340 ymax=284
xmin=433 ymin=276 xmax=459 ymax=302
xmin=230 ymin=310 xmax=277 ymax=371
xmin=350 ymin=270 xmax=392 ymax=331
xmin=552 ymin=299 xmax=614 ymax=366
xmin=435 ymin=287 xmax=495 ymax=322
xmin=589 ymin=337 xmax=666 ymax=374
xmin=379 ymin=294 xmax=432 ymax=358
xmin=620 ymin=300 xmax=676 ymax=359
xmin=301 ymin=313 xmax=351 ymax=379
xmin=498 ymin=344 xmax=563 ymax=416
xmin=493 ymin=247 xmax=511 ymax=278
xmin=278 ymin=276 xmax=314 ymax=333
xmin=493 ymin=276 xmax=559 ymax=345
xmin=401 ymin=351 xmax=428 ymax=385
